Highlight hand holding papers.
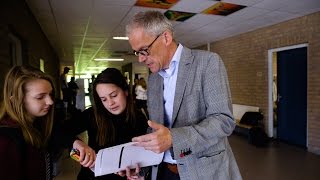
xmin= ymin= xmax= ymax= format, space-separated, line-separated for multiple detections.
xmin=94 ymin=142 xmax=164 ymax=177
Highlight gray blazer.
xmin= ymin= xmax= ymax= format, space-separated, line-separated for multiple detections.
xmin=147 ymin=46 xmax=242 ymax=180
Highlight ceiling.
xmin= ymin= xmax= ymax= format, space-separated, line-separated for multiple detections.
xmin=25 ymin=0 xmax=320 ymax=75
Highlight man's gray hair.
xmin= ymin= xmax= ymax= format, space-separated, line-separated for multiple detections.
xmin=126 ymin=11 xmax=173 ymax=37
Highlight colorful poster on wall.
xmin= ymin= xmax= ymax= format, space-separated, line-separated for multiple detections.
xmin=202 ymin=2 xmax=246 ymax=16
xmin=135 ymin=0 xmax=179 ymax=9
xmin=164 ymin=10 xmax=195 ymax=22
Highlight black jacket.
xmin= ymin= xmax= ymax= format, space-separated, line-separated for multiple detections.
xmin=63 ymin=107 xmax=148 ymax=180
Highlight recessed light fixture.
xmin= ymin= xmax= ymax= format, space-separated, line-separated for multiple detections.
xmin=94 ymin=58 xmax=124 ymax=61
xmin=112 ymin=37 xmax=129 ymax=40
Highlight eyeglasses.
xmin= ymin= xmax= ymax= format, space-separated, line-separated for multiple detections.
xmin=133 ymin=34 xmax=162 ymax=57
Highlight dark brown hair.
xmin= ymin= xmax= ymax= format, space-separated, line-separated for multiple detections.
xmin=92 ymin=68 xmax=136 ymax=146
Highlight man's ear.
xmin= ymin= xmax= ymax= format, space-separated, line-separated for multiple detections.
xmin=163 ymin=31 xmax=173 ymax=45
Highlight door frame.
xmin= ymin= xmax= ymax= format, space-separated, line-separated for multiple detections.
xmin=8 ymin=32 xmax=23 ymax=66
xmin=267 ymin=43 xmax=308 ymax=139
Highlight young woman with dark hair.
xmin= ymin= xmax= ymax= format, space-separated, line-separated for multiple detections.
xmin=66 ymin=68 xmax=148 ymax=180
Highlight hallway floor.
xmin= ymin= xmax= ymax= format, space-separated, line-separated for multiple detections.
xmin=230 ymin=135 xmax=320 ymax=180
xmin=53 ymin=134 xmax=320 ymax=180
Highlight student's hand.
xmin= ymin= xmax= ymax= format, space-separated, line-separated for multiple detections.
xmin=73 ymin=139 xmax=96 ymax=168
xmin=116 ymin=164 xmax=144 ymax=180
xmin=132 ymin=120 xmax=172 ymax=153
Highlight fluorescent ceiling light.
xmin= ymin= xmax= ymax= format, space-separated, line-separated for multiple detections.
xmin=113 ymin=37 xmax=128 ymax=40
xmin=87 ymin=67 xmax=108 ymax=69
xmin=94 ymin=58 xmax=124 ymax=61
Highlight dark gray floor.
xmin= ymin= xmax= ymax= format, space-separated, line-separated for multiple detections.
xmin=54 ymin=134 xmax=320 ymax=180
xmin=229 ymin=135 xmax=320 ymax=180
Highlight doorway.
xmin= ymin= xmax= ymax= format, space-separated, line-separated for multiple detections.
xmin=268 ymin=44 xmax=308 ymax=148
xmin=277 ymin=47 xmax=307 ymax=147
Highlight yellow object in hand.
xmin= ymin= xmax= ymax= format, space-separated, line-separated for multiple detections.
xmin=70 ymin=148 xmax=80 ymax=162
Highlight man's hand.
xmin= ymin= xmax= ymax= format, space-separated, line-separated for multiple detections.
xmin=132 ymin=120 xmax=172 ymax=153
xmin=116 ymin=164 xmax=144 ymax=180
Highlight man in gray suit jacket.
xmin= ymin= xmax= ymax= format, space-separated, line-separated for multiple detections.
xmin=125 ymin=11 xmax=242 ymax=180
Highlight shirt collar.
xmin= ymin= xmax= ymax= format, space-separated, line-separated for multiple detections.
xmin=159 ymin=44 xmax=183 ymax=78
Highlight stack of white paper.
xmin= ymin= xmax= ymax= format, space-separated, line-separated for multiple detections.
xmin=94 ymin=142 xmax=164 ymax=177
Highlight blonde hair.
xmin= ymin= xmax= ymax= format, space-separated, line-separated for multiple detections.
xmin=0 ymin=66 xmax=55 ymax=148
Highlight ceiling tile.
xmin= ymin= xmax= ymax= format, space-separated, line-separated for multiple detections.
xmin=252 ymin=0 xmax=291 ymax=11
xmin=277 ymin=0 xmax=320 ymax=14
xmin=98 ymin=0 xmax=136 ymax=6
xmin=170 ymin=0 xmax=218 ymax=13
xmin=173 ymin=14 xmax=222 ymax=36
xmin=229 ymin=6 xmax=270 ymax=20
xmin=25 ymin=0 xmax=320 ymax=74
xmin=223 ymin=0 xmax=264 ymax=6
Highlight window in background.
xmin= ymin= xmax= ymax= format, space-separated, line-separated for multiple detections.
xmin=40 ymin=58 xmax=44 ymax=72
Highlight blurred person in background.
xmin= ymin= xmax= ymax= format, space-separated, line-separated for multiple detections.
xmin=68 ymin=77 xmax=79 ymax=109
xmin=135 ymin=77 xmax=147 ymax=113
